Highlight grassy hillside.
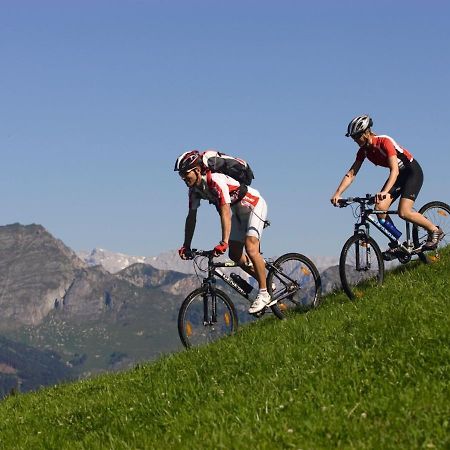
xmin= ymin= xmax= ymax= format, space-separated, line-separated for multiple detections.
xmin=0 ymin=248 xmax=448 ymax=449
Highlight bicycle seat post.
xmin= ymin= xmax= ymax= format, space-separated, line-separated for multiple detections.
xmin=403 ymin=221 xmax=414 ymax=250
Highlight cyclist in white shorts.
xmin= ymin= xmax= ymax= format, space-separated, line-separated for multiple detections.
xmin=174 ymin=150 xmax=275 ymax=314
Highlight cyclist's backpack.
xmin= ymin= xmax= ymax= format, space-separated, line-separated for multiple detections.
xmin=201 ymin=150 xmax=255 ymax=185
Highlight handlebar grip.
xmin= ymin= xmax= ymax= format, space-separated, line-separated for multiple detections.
xmin=186 ymin=249 xmax=216 ymax=258
xmin=337 ymin=199 xmax=350 ymax=207
xmin=338 ymin=195 xmax=377 ymax=206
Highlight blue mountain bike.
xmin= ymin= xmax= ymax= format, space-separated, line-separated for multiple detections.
xmin=338 ymin=195 xmax=450 ymax=299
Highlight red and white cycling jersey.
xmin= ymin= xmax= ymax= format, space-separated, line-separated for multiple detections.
xmin=356 ymin=135 xmax=414 ymax=169
xmin=188 ymin=171 xmax=260 ymax=210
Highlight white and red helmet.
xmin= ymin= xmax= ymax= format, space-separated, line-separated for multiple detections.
xmin=346 ymin=114 xmax=373 ymax=137
xmin=174 ymin=150 xmax=201 ymax=174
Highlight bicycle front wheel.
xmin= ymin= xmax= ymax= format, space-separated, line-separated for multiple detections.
xmin=413 ymin=201 xmax=450 ymax=263
xmin=178 ymin=287 xmax=238 ymax=348
xmin=339 ymin=234 xmax=384 ymax=300
xmin=267 ymin=253 xmax=322 ymax=318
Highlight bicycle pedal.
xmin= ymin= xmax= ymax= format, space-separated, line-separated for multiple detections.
xmin=251 ymin=309 xmax=266 ymax=318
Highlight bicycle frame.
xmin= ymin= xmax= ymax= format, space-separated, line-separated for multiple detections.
xmin=198 ymin=253 xmax=301 ymax=305
xmin=205 ymin=258 xmax=253 ymax=301
xmin=339 ymin=194 xmax=425 ymax=273
xmin=354 ymin=203 xmax=420 ymax=255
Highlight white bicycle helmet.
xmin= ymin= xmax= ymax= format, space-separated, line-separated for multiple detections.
xmin=346 ymin=115 xmax=373 ymax=137
xmin=174 ymin=150 xmax=201 ymax=174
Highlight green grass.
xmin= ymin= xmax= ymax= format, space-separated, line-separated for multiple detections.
xmin=0 ymin=249 xmax=449 ymax=449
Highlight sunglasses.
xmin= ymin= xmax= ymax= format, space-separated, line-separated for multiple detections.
xmin=352 ymin=132 xmax=364 ymax=140
xmin=179 ymin=168 xmax=195 ymax=179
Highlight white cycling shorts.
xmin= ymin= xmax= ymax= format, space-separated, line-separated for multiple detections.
xmin=229 ymin=195 xmax=267 ymax=243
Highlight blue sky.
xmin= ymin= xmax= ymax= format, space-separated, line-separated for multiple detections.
xmin=1 ymin=0 xmax=449 ymax=258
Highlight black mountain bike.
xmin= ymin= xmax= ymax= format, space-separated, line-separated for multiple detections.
xmin=338 ymin=194 xmax=450 ymax=299
xmin=178 ymin=250 xmax=321 ymax=348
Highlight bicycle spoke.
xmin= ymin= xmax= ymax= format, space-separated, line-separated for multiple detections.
xmin=414 ymin=201 xmax=450 ymax=263
xmin=417 ymin=206 xmax=450 ymax=247
xmin=178 ymin=288 xmax=237 ymax=348
xmin=268 ymin=253 xmax=321 ymax=317
xmin=340 ymin=235 xmax=384 ymax=299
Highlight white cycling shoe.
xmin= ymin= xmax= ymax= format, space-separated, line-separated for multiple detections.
xmin=248 ymin=291 xmax=277 ymax=314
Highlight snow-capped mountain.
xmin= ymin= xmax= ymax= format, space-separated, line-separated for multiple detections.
xmin=77 ymin=248 xmax=198 ymax=274
xmin=77 ymin=248 xmax=148 ymax=274
xmin=77 ymin=248 xmax=338 ymax=275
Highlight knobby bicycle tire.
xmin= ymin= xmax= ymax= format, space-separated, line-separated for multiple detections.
xmin=267 ymin=252 xmax=322 ymax=318
xmin=339 ymin=234 xmax=384 ymax=300
xmin=413 ymin=200 xmax=450 ymax=264
xmin=178 ymin=286 xmax=238 ymax=348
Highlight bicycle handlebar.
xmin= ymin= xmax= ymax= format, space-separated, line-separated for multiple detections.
xmin=185 ymin=249 xmax=215 ymax=259
xmin=338 ymin=194 xmax=377 ymax=207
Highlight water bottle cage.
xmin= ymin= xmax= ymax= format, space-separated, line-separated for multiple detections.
xmin=230 ymin=273 xmax=253 ymax=294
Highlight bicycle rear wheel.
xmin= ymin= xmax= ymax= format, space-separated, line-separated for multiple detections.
xmin=178 ymin=287 xmax=238 ymax=348
xmin=267 ymin=253 xmax=322 ymax=318
xmin=339 ymin=234 xmax=384 ymax=300
xmin=413 ymin=201 xmax=450 ymax=263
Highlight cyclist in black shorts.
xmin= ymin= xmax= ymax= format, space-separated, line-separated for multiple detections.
xmin=331 ymin=114 xmax=444 ymax=259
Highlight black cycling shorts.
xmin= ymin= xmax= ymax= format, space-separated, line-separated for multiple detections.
xmin=389 ymin=159 xmax=423 ymax=202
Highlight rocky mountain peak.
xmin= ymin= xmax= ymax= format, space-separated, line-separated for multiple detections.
xmin=0 ymin=223 xmax=86 ymax=328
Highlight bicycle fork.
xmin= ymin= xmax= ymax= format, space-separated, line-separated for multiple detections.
xmin=202 ymin=282 xmax=218 ymax=326
xmin=355 ymin=226 xmax=372 ymax=272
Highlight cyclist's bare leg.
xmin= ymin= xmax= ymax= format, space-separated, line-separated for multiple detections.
xmin=229 ymin=238 xmax=267 ymax=289
xmin=398 ymin=198 xmax=437 ymax=232
xmin=228 ymin=240 xmax=258 ymax=280
xmin=244 ymin=236 xmax=267 ymax=290
xmin=375 ymin=194 xmax=395 ymax=221
xmin=376 ymin=195 xmax=436 ymax=233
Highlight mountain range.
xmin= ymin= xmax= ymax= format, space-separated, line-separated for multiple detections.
xmin=78 ymin=247 xmax=339 ymax=275
xmin=0 ymin=223 xmax=341 ymax=397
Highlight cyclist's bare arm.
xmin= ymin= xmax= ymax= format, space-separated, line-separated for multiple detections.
xmin=331 ymin=159 xmax=362 ymax=206
xmin=378 ymin=155 xmax=399 ymax=202
xmin=183 ymin=209 xmax=197 ymax=248
xmin=217 ymin=203 xmax=232 ymax=244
